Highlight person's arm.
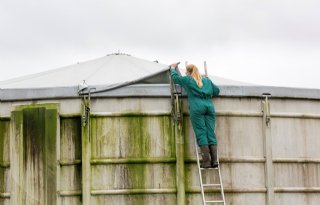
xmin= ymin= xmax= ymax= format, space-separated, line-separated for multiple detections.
xmin=211 ymin=81 xmax=220 ymax=96
xmin=170 ymin=64 xmax=185 ymax=86
xmin=170 ymin=68 xmax=186 ymax=86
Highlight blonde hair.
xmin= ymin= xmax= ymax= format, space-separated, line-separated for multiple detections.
xmin=186 ymin=64 xmax=203 ymax=88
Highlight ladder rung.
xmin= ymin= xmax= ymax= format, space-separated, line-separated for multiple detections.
xmin=203 ymin=183 xmax=221 ymax=187
xmin=205 ymin=200 xmax=224 ymax=203
xmin=200 ymin=167 xmax=219 ymax=170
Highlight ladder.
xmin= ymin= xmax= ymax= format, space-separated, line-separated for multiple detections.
xmin=169 ymin=64 xmax=225 ymax=204
xmin=194 ymin=139 xmax=226 ymax=204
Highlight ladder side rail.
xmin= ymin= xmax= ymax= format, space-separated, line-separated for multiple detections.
xmin=195 ymin=138 xmax=206 ymax=204
xmin=216 ymin=148 xmax=226 ymax=205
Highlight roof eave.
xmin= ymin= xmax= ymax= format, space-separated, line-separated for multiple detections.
xmin=1 ymin=84 xmax=320 ymax=102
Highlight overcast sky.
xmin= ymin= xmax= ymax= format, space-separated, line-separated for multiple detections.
xmin=1 ymin=0 xmax=320 ymax=88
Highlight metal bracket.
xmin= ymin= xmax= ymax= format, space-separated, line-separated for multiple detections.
xmin=262 ymin=93 xmax=271 ymax=127
xmin=174 ymin=93 xmax=183 ymax=131
xmin=82 ymin=88 xmax=95 ymax=127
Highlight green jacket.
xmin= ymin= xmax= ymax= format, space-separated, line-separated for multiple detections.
xmin=170 ymin=69 xmax=220 ymax=105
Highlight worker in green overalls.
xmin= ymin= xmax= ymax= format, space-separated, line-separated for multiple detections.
xmin=170 ymin=63 xmax=220 ymax=168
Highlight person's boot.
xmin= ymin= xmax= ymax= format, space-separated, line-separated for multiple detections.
xmin=209 ymin=144 xmax=219 ymax=168
xmin=200 ymin=146 xmax=211 ymax=168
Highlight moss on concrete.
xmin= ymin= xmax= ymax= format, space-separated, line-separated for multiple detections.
xmin=127 ymin=164 xmax=147 ymax=189
xmin=22 ymin=108 xmax=46 ymax=171
xmin=45 ymin=109 xmax=58 ymax=204
xmin=15 ymin=103 xmax=59 ymax=111
xmin=90 ymin=114 xmax=177 ymax=205
xmin=117 ymin=116 xmax=149 ymax=158
xmin=160 ymin=116 xmax=176 ymax=158
xmin=88 ymin=111 xmax=180 ymax=205
xmin=126 ymin=163 xmax=148 ymax=205
xmin=13 ymin=104 xmax=58 ymax=205
xmin=0 ymin=122 xmax=5 ymax=163
xmin=0 ymin=168 xmax=5 ymax=192
xmin=0 ymin=120 xmax=10 ymax=164
xmin=60 ymin=117 xmax=82 ymax=160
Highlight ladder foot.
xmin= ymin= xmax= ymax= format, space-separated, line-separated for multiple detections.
xmin=212 ymin=163 xmax=219 ymax=169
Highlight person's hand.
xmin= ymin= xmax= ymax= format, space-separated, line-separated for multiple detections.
xmin=170 ymin=63 xmax=177 ymax=68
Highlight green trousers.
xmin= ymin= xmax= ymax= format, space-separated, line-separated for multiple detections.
xmin=189 ymin=99 xmax=217 ymax=146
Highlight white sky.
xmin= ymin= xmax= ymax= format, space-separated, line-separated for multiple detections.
xmin=1 ymin=0 xmax=320 ymax=88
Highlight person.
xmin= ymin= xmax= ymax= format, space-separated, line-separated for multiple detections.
xmin=170 ymin=63 xmax=220 ymax=168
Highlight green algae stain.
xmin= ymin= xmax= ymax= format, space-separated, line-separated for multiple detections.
xmin=126 ymin=163 xmax=148 ymax=205
xmin=13 ymin=104 xmax=58 ymax=205
xmin=91 ymin=117 xmax=115 ymax=158
xmin=22 ymin=108 xmax=46 ymax=171
xmin=127 ymin=163 xmax=146 ymax=189
xmin=90 ymin=114 xmax=177 ymax=205
xmin=140 ymin=117 xmax=151 ymax=158
xmin=121 ymin=115 xmax=174 ymax=159
xmin=45 ymin=109 xmax=58 ymax=205
xmin=0 ymin=120 xmax=10 ymax=164
xmin=0 ymin=119 xmax=9 ymax=193
xmin=119 ymin=116 xmax=145 ymax=158
xmin=15 ymin=103 xmax=59 ymax=111
xmin=90 ymin=117 xmax=97 ymax=157
xmin=0 ymin=122 xmax=5 ymax=163
xmin=60 ymin=117 xmax=82 ymax=160
xmin=160 ymin=116 xmax=176 ymax=158
xmin=0 ymin=168 xmax=6 ymax=192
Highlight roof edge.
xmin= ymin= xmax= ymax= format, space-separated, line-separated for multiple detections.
xmin=0 ymin=86 xmax=80 ymax=102
xmin=1 ymin=85 xmax=320 ymax=101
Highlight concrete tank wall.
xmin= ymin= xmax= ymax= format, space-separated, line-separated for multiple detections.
xmin=1 ymin=96 xmax=320 ymax=205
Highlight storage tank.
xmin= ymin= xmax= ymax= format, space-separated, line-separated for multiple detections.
xmin=0 ymin=54 xmax=320 ymax=205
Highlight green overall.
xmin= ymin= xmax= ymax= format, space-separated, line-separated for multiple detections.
xmin=170 ymin=69 xmax=220 ymax=146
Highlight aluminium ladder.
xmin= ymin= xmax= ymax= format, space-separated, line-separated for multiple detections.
xmin=169 ymin=64 xmax=225 ymax=204
xmin=194 ymin=138 xmax=226 ymax=205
